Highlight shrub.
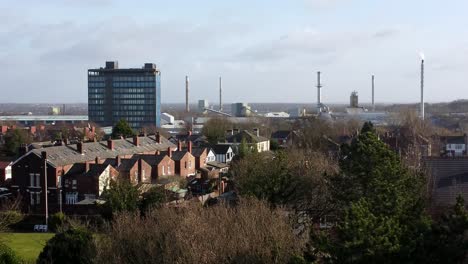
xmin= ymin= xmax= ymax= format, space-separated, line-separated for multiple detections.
xmin=48 ymin=212 xmax=67 ymax=232
xmin=96 ymin=198 xmax=304 ymax=264
xmin=36 ymin=228 xmax=96 ymax=264
xmin=0 ymin=243 xmax=21 ymax=264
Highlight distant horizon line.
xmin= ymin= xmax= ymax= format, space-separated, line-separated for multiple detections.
xmin=0 ymin=100 xmax=467 ymax=105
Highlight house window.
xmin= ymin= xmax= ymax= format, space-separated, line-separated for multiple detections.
xmin=72 ymin=180 xmax=77 ymax=189
xmin=168 ymin=166 xmax=171 ymax=175
xmin=162 ymin=166 xmax=165 ymax=176
xmin=30 ymin=173 xmax=40 ymax=187
xmin=66 ymin=192 xmax=78 ymax=205
xmin=30 ymin=192 xmax=40 ymax=205
xmin=189 ymin=161 xmax=192 ymax=169
xmin=185 ymin=161 xmax=187 ymax=169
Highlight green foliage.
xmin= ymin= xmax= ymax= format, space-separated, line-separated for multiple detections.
xmin=0 ymin=210 xmax=23 ymax=232
xmin=418 ymin=196 xmax=468 ymax=263
xmin=321 ymin=122 xmax=430 ymax=263
xmin=237 ymin=137 xmax=251 ymax=159
xmin=100 ymin=179 xmax=139 ymax=219
xmin=48 ymin=212 xmax=67 ymax=233
xmin=201 ymin=118 xmax=233 ymax=145
xmin=139 ymin=186 xmax=167 ymax=213
xmin=112 ymin=119 xmax=135 ymax=139
xmin=360 ymin=121 xmax=375 ymax=134
xmin=0 ymin=243 xmax=21 ymax=264
xmin=270 ymin=139 xmax=280 ymax=151
xmin=3 ymin=129 xmax=32 ymax=156
xmin=234 ymin=151 xmax=293 ymax=206
xmin=36 ymin=228 xmax=96 ymax=264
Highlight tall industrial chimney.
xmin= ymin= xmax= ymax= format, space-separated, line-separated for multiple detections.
xmin=185 ymin=76 xmax=190 ymax=113
xmin=317 ymin=71 xmax=322 ymax=114
xmin=372 ymin=75 xmax=375 ymax=112
xmin=219 ymin=77 xmax=223 ymax=111
xmin=420 ymin=59 xmax=425 ymax=120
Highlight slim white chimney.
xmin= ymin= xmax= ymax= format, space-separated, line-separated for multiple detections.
xmin=372 ymin=75 xmax=375 ymax=112
xmin=185 ymin=76 xmax=190 ymax=113
xmin=317 ymin=71 xmax=322 ymax=114
xmin=420 ymin=59 xmax=425 ymax=120
xmin=219 ymin=77 xmax=223 ymax=111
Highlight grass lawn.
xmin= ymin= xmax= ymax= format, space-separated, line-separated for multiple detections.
xmin=1 ymin=233 xmax=54 ymax=262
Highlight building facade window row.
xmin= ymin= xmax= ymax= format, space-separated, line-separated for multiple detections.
xmin=112 ymin=82 xmax=155 ymax=88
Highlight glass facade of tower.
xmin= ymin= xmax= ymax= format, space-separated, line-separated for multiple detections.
xmin=88 ymin=62 xmax=161 ymax=129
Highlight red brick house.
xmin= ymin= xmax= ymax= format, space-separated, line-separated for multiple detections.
xmin=62 ymin=163 xmax=119 ymax=204
xmin=11 ymin=134 xmax=175 ymax=214
xmin=169 ymin=149 xmax=196 ymax=177
xmin=137 ymin=154 xmax=175 ymax=180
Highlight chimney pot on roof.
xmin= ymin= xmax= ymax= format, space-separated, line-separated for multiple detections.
xmin=95 ymin=156 xmax=99 ymax=164
xmin=156 ymin=150 xmax=161 ymax=155
xmin=116 ymin=155 xmax=121 ymax=167
xmin=167 ymin=147 xmax=172 ymax=158
xmin=253 ymin=128 xmax=259 ymax=137
xmin=156 ymin=131 xmax=161 ymax=143
xmin=85 ymin=161 xmax=90 ymax=172
xmin=188 ymin=141 xmax=193 ymax=153
xmin=177 ymin=140 xmax=182 ymax=151
xmin=133 ymin=135 xmax=140 ymax=146
xmin=77 ymin=141 xmax=84 ymax=154
xmin=188 ymin=130 xmax=192 ymax=136
xmin=107 ymin=139 xmax=114 ymax=150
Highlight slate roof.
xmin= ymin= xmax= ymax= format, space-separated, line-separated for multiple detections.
xmin=171 ymin=151 xmax=191 ymax=161
xmin=226 ymin=130 xmax=269 ymax=144
xmin=63 ymin=163 xmax=86 ymax=176
xmin=135 ymin=154 xmax=169 ymax=166
xmin=191 ymin=147 xmax=207 ymax=158
xmin=445 ymin=136 xmax=466 ymax=145
xmin=83 ymin=164 xmax=110 ymax=178
xmin=117 ymin=159 xmax=138 ymax=172
xmin=21 ymin=135 xmax=175 ymax=167
xmin=271 ymin=130 xmax=292 ymax=139
xmin=212 ymin=145 xmax=232 ymax=155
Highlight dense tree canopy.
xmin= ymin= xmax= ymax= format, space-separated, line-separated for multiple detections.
xmin=3 ymin=129 xmax=32 ymax=156
xmin=318 ymin=123 xmax=430 ymax=263
xmin=37 ymin=228 xmax=96 ymax=264
xmin=100 ymin=179 xmax=140 ymax=219
xmin=112 ymin=119 xmax=135 ymax=139
xmin=201 ymin=118 xmax=233 ymax=145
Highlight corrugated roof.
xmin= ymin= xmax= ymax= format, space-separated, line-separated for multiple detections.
xmin=27 ymin=135 xmax=175 ymax=167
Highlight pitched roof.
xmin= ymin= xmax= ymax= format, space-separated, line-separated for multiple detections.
xmin=63 ymin=163 xmax=86 ymax=176
xmin=191 ymin=147 xmax=207 ymax=158
xmin=212 ymin=145 xmax=232 ymax=155
xmin=271 ymin=130 xmax=292 ymax=139
xmin=117 ymin=158 xmax=138 ymax=172
xmin=23 ymin=135 xmax=175 ymax=167
xmin=171 ymin=151 xmax=191 ymax=161
xmin=226 ymin=130 xmax=269 ymax=144
xmin=135 ymin=154 xmax=169 ymax=166
xmin=445 ymin=136 xmax=466 ymax=144
xmin=84 ymin=164 xmax=111 ymax=178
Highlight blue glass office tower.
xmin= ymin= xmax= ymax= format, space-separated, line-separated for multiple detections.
xmin=88 ymin=61 xmax=161 ymax=129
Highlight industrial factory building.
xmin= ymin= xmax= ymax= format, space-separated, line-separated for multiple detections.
xmin=88 ymin=61 xmax=162 ymax=129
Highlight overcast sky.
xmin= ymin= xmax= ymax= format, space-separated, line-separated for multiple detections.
xmin=0 ymin=0 xmax=467 ymax=104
